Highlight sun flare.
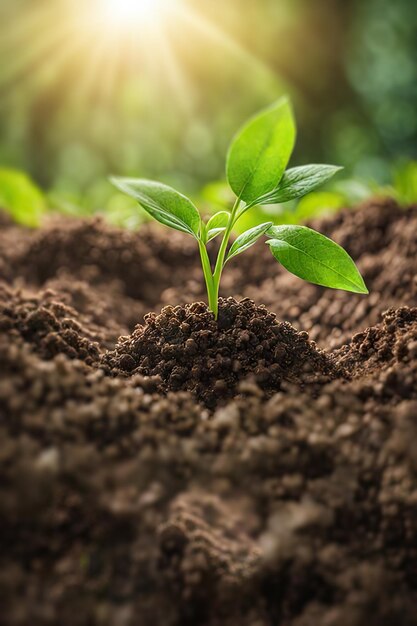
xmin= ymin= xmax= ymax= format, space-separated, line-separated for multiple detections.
xmin=102 ymin=0 xmax=167 ymax=26
xmin=0 ymin=0 xmax=276 ymax=116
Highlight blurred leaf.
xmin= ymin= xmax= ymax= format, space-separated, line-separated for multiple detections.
xmin=333 ymin=179 xmax=374 ymax=204
xmin=103 ymin=193 xmax=148 ymax=230
xmin=0 ymin=168 xmax=46 ymax=227
xmin=201 ymin=181 xmax=235 ymax=211
xmin=227 ymin=97 xmax=296 ymax=204
xmin=48 ymin=190 xmax=85 ymax=217
xmin=294 ymin=191 xmax=346 ymax=222
xmin=394 ymin=161 xmax=417 ymax=204
xmin=267 ymin=225 xmax=368 ymax=293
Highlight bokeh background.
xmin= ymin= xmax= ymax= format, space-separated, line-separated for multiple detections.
xmin=0 ymin=0 xmax=416 ymax=226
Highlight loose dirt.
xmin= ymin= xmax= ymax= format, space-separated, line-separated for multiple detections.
xmin=102 ymin=298 xmax=339 ymax=408
xmin=1 ymin=199 xmax=417 ymax=625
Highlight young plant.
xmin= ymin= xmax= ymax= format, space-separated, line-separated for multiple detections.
xmin=111 ymin=97 xmax=368 ymax=319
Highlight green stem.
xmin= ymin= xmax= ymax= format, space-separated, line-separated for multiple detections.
xmin=210 ymin=197 xmax=242 ymax=319
xmin=198 ymin=240 xmax=217 ymax=314
xmin=198 ymin=197 xmax=242 ymax=320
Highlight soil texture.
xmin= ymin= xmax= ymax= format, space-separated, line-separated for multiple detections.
xmin=1 ymin=199 xmax=417 ymax=626
xmin=102 ymin=298 xmax=339 ymax=408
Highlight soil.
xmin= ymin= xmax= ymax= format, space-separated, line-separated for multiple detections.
xmin=1 ymin=198 xmax=417 ymax=625
xmin=102 ymin=298 xmax=340 ymax=408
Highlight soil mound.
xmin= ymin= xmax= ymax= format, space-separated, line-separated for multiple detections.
xmin=102 ymin=297 xmax=339 ymax=408
xmin=10 ymin=216 xmax=197 ymax=303
xmin=338 ymin=306 xmax=417 ymax=376
xmin=0 ymin=283 xmax=101 ymax=363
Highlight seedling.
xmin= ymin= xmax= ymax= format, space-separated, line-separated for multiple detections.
xmin=112 ymin=97 xmax=368 ymax=319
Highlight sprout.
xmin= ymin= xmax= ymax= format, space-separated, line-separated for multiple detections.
xmin=112 ymin=97 xmax=368 ymax=319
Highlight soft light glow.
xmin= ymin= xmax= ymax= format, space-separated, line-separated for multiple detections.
xmin=102 ymin=0 xmax=165 ymax=26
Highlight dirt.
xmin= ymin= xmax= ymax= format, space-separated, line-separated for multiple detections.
xmin=102 ymin=298 xmax=340 ymax=408
xmin=1 ymin=199 xmax=417 ymax=625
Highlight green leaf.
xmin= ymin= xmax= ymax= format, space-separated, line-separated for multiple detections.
xmin=226 ymin=97 xmax=296 ymax=204
xmin=294 ymin=191 xmax=345 ymax=222
xmin=226 ymin=222 xmax=273 ymax=263
xmin=206 ymin=211 xmax=229 ymax=242
xmin=207 ymin=227 xmax=226 ymax=243
xmin=206 ymin=210 xmax=229 ymax=231
xmin=394 ymin=161 xmax=417 ymax=204
xmin=200 ymin=211 xmax=229 ymax=243
xmin=256 ymin=164 xmax=342 ymax=205
xmin=0 ymin=168 xmax=46 ymax=227
xmin=111 ymin=177 xmax=201 ymax=238
xmin=266 ymin=225 xmax=368 ymax=294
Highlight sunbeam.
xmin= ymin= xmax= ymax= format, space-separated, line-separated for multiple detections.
xmin=101 ymin=0 xmax=168 ymax=27
xmin=0 ymin=0 xmax=281 ymax=114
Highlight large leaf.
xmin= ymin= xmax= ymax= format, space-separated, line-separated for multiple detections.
xmin=256 ymin=164 xmax=342 ymax=205
xmin=266 ymin=225 xmax=368 ymax=294
xmin=0 ymin=168 xmax=46 ymax=227
xmin=226 ymin=222 xmax=272 ymax=263
xmin=226 ymin=98 xmax=296 ymax=204
xmin=111 ymin=178 xmax=201 ymax=238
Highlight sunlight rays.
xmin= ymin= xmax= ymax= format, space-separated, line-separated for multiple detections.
xmin=175 ymin=2 xmax=280 ymax=88
xmin=0 ymin=0 xmax=280 ymax=112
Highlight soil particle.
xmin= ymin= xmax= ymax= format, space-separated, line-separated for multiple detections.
xmin=102 ymin=297 xmax=340 ymax=408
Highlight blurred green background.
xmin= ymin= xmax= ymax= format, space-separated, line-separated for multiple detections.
xmin=0 ymin=0 xmax=416 ymax=226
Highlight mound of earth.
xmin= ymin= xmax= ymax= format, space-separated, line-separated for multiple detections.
xmin=0 ymin=283 xmax=101 ymax=364
xmin=337 ymin=306 xmax=417 ymax=377
xmin=102 ymin=298 xmax=340 ymax=408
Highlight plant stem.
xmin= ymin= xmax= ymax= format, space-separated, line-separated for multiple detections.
xmin=198 ymin=240 xmax=217 ymax=314
xmin=198 ymin=197 xmax=242 ymax=320
xmin=210 ymin=197 xmax=242 ymax=319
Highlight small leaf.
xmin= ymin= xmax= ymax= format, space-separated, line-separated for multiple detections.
xmin=256 ymin=164 xmax=343 ymax=205
xmin=111 ymin=177 xmax=201 ymax=238
xmin=226 ymin=222 xmax=273 ymax=263
xmin=200 ymin=212 xmax=229 ymax=243
xmin=206 ymin=210 xmax=229 ymax=231
xmin=226 ymin=97 xmax=296 ymax=204
xmin=202 ymin=211 xmax=229 ymax=243
xmin=266 ymin=225 xmax=368 ymax=294
xmin=207 ymin=227 xmax=226 ymax=242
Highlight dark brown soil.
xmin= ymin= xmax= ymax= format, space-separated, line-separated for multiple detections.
xmin=1 ymin=199 xmax=417 ymax=625
xmin=102 ymin=298 xmax=340 ymax=408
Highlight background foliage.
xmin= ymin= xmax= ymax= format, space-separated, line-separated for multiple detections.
xmin=0 ymin=0 xmax=416 ymax=224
